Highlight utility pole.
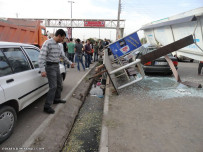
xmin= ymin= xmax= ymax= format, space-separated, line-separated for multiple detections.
xmin=68 ymin=1 xmax=75 ymax=38
xmin=116 ymin=0 xmax=121 ymax=40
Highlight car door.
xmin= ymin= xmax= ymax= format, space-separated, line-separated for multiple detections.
xmin=0 ymin=50 xmax=11 ymax=104
xmin=22 ymin=47 xmax=49 ymax=105
xmin=0 ymin=47 xmax=47 ymax=111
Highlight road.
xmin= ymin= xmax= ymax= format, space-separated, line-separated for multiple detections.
xmin=177 ymin=61 xmax=202 ymax=84
xmin=105 ymin=61 xmax=203 ymax=152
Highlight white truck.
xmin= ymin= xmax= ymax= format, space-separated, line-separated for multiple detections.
xmin=141 ymin=7 xmax=203 ymax=62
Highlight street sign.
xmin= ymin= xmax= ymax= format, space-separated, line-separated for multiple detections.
xmin=109 ymin=32 xmax=142 ymax=58
xmin=84 ymin=21 xmax=105 ymax=27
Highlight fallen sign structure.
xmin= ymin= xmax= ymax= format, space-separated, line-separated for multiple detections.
xmin=139 ymin=35 xmax=201 ymax=88
xmin=91 ymin=35 xmax=201 ymax=94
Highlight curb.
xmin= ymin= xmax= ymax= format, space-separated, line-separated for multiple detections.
xmin=99 ymin=77 xmax=110 ymax=152
xmin=19 ymin=65 xmax=97 ymax=152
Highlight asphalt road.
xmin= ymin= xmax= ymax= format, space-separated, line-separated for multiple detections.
xmin=105 ymin=61 xmax=203 ymax=152
xmin=177 ymin=61 xmax=202 ymax=84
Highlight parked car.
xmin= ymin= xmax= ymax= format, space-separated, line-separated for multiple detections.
xmin=137 ymin=45 xmax=178 ymax=74
xmin=0 ymin=42 xmax=66 ymax=144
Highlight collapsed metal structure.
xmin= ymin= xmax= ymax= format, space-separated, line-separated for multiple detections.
xmin=96 ymin=35 xmax=201 ymax=94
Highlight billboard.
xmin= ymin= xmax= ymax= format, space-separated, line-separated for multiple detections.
xmin=84 ymin=21 xmax=105 ymax=27
xmin=109 ymin=32 xmax=142 ymax=58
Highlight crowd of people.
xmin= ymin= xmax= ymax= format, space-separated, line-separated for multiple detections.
xmin=39 ymin=29 xmax=111 ymax=114
xmin=61 ymin=37 xmax=110 ymax=71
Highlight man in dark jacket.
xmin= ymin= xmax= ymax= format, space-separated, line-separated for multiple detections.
xmin=84 ymin=39 xmax=91 ymax=69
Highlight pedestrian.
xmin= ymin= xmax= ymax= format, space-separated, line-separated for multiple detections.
xmin=98 ymin=40 xmax=103 ymax=58
xmin=84 ymin=39 xmax=92 ymax=69
xmin=63 ymin=37 xmax=68 ymax=57
xmin=62 ymin=37 xmax=68 ymax=68
xmin=104 ymin=39 xmax=112 ymax=56
xmin=198 ymin=61 xmax=203 ymax=75
xmin=94 ymin=41 xmax=99 ymax=62
xmin=104 ymin=38 xmax=109 ymax=46
xmin=81 ymin=40 xmax=85 ymax=55
xmin=90 ymin=41 xmax=94 ymax=62
xmin=38 ymin=29 xmax=74 ymax=114
xmin=67 ymin=38 xmax=75 ymax=67
xmin=82 ymin=41 xmax=85 ymax=47
xmin=75 ymin=38 xmax=85 ymax=71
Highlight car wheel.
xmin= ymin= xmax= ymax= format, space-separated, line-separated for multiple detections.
xmin=0 ymin=106 xmax=17 ymax=144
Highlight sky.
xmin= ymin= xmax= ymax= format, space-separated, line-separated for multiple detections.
xmin=0 ymin=0 xmax=202 ymax=41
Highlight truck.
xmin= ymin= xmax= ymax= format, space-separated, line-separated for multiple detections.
xmin=141 ymin=7 xmax=203 ymax=62
xmin=0 ymin=18 xmax=48 ymax=48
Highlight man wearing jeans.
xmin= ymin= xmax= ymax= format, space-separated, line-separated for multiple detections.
xmin=84 ymin=39 xmax=91 ymax=69
xmin=67 ymin=38 xmax=75 ymax=67
xmin=38 ymin=29 xmax=74 ymax=114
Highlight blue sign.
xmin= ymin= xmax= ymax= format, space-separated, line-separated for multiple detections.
xmin=109 ymin=32 xmax=142 ymax=58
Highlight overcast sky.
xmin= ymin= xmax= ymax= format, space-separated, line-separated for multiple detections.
xmin=0 ymin=0 xmax=202 ymax=41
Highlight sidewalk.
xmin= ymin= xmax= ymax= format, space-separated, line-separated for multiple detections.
xmin=100 ymin=70 xmax=203 ymax=152
xmin=18 ymin=63 xmax=97 ymax=152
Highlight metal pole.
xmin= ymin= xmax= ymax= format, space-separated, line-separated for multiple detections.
xmin=116 ymin=0 xmax=121 ymax=40
xmin=68 ymin=1 xmax=74 ymax=38
xmin=110 ymin=59 xmax=141 ymax=75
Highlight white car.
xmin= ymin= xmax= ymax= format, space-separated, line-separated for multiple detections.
xmin=0 ymin=42 xmax=66 ymax=143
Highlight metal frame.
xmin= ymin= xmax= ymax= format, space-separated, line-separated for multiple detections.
xmin=14 ymin=18 xmax=125 ymax=29
xmin=103 ymin=49 xmax=145 ymax=93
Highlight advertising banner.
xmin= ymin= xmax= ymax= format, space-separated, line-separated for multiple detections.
xmin=109 ymin=32 xmax=142 ymax=58
xmin=84 ymin=21 xmax=105 ymax=27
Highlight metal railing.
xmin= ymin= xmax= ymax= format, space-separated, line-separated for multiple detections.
xmin=103 ymin=49 xmax=145 ymax=93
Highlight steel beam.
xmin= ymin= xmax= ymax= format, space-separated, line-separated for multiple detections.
xmin=14 ymin=18 xmax=125 ymax=29
xmin=141 ymin=35 xmax=194 ymax=64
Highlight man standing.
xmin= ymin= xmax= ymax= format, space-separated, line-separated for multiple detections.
xmin=94 ymin=41 xmax=99 ymax=62
xmin=63 ymin=37 xmax=68 ymax=57
xmin=62 ymin=37 xmax=68 ymax=69
xmin=39 ymin=29 xmax=74 ymax=114
xmin=84 ymin=39 xmax=92 ymax=69
xmin=75 ymin=38 xmax=85 ymax=71
xmin=67 ymin=38 xmax=75 ymax=67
